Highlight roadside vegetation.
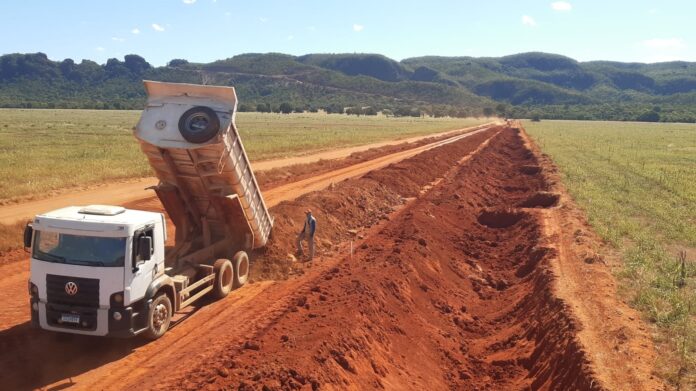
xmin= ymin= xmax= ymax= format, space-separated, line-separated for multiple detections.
xmin=525 ymin=120 xmax=696 ymax=387
xmin=0 ymin=109 xmax=487 ymax=203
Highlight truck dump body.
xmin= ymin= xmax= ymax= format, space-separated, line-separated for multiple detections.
xmin=134 ymin=81 xmax=272 ymax=250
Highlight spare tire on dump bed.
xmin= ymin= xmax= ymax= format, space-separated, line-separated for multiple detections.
xmin=178 ymin=106 xmax=221 ymax=143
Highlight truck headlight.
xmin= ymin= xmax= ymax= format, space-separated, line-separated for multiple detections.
xmin=110 ymin=291 xmax=125 ymax=307
xmin=113 ymin=311 xmax=122 ymax=321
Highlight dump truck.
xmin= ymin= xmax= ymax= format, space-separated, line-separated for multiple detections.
xmin=24 ymin=81 xmax=273 ymax=339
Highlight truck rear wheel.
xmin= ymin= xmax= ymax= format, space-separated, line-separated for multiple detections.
xmin=144 ymin=293 xmax=172 ymax=340
xmin=213 ymin=259 xmax=234 ymax=299
xmin=233 ymin=251 xmax=249 ymax=288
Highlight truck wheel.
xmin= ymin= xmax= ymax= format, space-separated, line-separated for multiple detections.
xmin=233 ymin=251 xmax=249 ymax=288
xmin=178 ymin=106 xmax=220 ymax=144
xmin=144 ymin=293 xmax=171 ymax=340
xmin=213 ymin=259 xmax=234 ymax=299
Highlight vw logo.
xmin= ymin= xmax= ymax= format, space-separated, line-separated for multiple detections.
xmin=64 ymin=282 xmax=78 ymax=296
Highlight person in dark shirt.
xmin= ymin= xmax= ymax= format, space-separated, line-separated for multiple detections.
xmin=296 ymin=209 xmax=316 ymax=260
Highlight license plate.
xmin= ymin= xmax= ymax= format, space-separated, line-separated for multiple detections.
xmin=61 ymin=313 xmax=80 ymax=324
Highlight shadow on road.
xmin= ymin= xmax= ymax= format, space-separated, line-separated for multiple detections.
xmin=0 ymin=321 xmax=143 ymax=390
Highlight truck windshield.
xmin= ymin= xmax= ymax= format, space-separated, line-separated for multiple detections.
xmin=32 ymin=231 xmax=126 ymax=267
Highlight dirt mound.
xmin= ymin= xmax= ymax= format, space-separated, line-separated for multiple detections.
xmin=255 ymin=127 xmax=485 ymax=191
xmin=250 ymin=128 xmax=498 ymax=281
xmin=163 ymin=127 xmax=603 ymax=390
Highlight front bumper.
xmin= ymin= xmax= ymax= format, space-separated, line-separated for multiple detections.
xmin=32 ymin=299 xmax=148 ymax=338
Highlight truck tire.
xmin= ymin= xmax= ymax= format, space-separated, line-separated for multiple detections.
xmin=144 ymin=293 xmax=172 ymax=340
xmin=213 ymin=259 xmax=234 ymax=299
xmin=232 ymin=251 xmax=249 ymax=288
xmin=178 ymin=106 xmax=220 ymax=143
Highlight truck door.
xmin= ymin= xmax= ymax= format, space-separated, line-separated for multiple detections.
xmin=126 ymin=225 xmax=157 ymax=304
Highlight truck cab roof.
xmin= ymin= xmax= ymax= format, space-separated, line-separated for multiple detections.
xmin=32 ymin=205 xmax=163 ymax=237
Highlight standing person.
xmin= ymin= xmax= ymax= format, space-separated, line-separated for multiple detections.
xmin=296 ymin=209 xmax=316 ymax=260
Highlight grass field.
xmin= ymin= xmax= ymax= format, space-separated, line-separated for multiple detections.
xmin=0 ymin=109 xmax=487 ymax=202
xmin=525 ymin=120 xmax=696 ymax=387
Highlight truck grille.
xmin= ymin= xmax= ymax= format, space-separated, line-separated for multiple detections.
xmin=46 ymin=274 xmax=99 ymax=308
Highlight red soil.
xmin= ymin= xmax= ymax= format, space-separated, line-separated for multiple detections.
xmin=158 ymin=128 xmax=606 ymax=390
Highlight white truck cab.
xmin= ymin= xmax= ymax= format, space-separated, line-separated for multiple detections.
xmin=26 ymin=81 xmax=273 ymax=339
xmin=27 ymin=205 xmax=167 ymax=337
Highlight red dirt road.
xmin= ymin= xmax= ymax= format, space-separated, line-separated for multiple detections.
xmin=0 ymin=125 xmax=664 ymax=390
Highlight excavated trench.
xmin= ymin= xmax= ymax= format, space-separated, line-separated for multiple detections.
xmin=161 ymin=127 xmax=602 ymax=390
xmin=518 ymin=192 xmax=561 ymax=208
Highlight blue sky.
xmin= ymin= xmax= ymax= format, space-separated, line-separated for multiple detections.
xmin=1 ymin=0 xmax=694 ymax=66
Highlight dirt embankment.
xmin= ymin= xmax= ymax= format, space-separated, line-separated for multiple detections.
xmin=250 ymin=128 xmax=498 ymax=281
xmin=158 ymin=128 xmax=605 ymax=390
xmin=254 ymin=124 xmax=491 ymax=190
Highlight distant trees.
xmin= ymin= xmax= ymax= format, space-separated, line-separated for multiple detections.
xmin=345 ymin=107 xmax=363 ymax=116
xmin=278 ymin=102 xmax=293 ymax=114
xmin=364 ymin=107 xmax=377 ymax=116
xmin=394 ymin=107 xmax=421 ymax=117
xmin=167 ymin=59 xmax=189 ymax=68
xmin=636 ymin=110 xmax=660 ymax=122
xmin=123 ymin=55 xmax=151 ymax=74
xmin=238 ymin=103 xmax=254 ymax=112
xmin=483 ymin=107 xmax=494 ymax=117
xmin=495 ymin=103 xmax=507 ymax=117
xmin=323 ymin=104 xmax=344 ymax=114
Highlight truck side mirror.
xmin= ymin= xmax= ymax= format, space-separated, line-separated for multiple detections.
xmin=23 ymin=224 xmax=33 ymax=248
xmin=138 ymin=236 xmax=152 ymax=261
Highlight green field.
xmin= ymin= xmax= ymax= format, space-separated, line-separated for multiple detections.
xmin=525 ymin=120 xmax=696 ymax=386
xmin=0 ymin=109 xmax=487 ymax=202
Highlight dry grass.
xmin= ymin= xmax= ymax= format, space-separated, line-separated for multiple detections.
xmin=0 ymin=109 xmax=487 ymax=202
xmin=525 ymin=119 xmax=696 ymax=388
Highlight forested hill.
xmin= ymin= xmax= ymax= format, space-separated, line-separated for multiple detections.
xmin=2 ymin=51 xmax=696 ymax=122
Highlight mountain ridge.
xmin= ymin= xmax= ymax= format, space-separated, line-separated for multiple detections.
xmin=2 ymin=51 xmax=695 ymax=122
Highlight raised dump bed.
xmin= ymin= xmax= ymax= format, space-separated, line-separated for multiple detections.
xmin=134 ymin=81 xmax=273 ymax=252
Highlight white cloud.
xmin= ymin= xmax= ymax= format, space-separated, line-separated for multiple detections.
xmin=131 ymin=28 xmax=140 ymax=34
xmin=307 ymin=26 xmax=316 ymax=31
xmin=259 ymin=17 xmax=268 ymax=23
xmin=551 ymin=1 xmax=572 ymax=11
xmin=152 ymin=23 xmax=165 ymax=32
xmin=521 ymin=15 xmax=537 ymax=27
xmin=353 ymin=24 xmax=364 ymax=32
xmin=643 ymin=38 xmax=686 ymax=50
xmin=182 ymin=0 xmax=196 ymax=4
xmin=111 ymin=37 xmax=125 ymax=42
xmin=96 ymin=47 xmax=105 ymax=52
xmin=287 ymin=35 xmax=294 ymax=41
xmin=224 ymin=11 xmax=231 ymax=17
